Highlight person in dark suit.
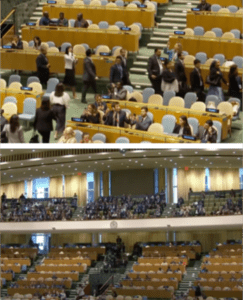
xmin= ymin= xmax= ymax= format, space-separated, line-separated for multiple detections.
xmin=196 ymin=0 xmax=211 ymax=11
xmin=94 ymin=94 xmax=107 ymax=112
xmin=195 ymin=283 xmax=202 ymax=297
xmin=33 ymin=97 xmax=55 ymax=143
xmin=104 ymin=102 xmax=131 ymax=127
xmin=74 ymin=13 xmax=88 ymax=28
xmin=39 ymin=11 xmax=50 ymax=26
xmin=132 ymin=107 xmax=152 ymax=131
xmin=228 ymin=64 xmax=242 ymax=100
xmin=175 ymin=53 xmax=188 ymax=98
xmin=108 ymin=82 xmax=127 ymax=100
xmin=11 ymin=35 xmax=23 ymax=49
xmin=81 ymin=103 xmax=100 ymax=124
xmin=36 ymin=45 xmax=50 ymax=85
xmin=57 ymin=12 xmax=68 ymax=27
xmin=110 ymin=56 xmax=124 ymax=84
xmin=190 ymin=59 xmax=206 ymax=102
xmin=81 ymin=49 xmax=98 ymax=103
xmin=120 ymin=48 xmax=131 ymax=85
xmin=173 ymin=115 xmax=192 ymax=136
xmin=201 ymin=120 xmax=217 ymax=143
xmin=147 ymin=48 xmax=163 ymax=95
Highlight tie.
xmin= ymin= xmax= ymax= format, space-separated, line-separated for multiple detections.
xmin=118 ymin=65 xmax=123 ymax=79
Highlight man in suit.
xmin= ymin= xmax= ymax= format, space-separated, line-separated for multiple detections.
xmin=201 ymin=120 xmax=217 ymax=143
xmin=190 ymin=59 xmax=206 ymax=102
xmin=147 ymin=48 xmax=163 ymax=95
xmin=104 ymin=102 xmax=131 ymax=127
xmin=196 ymin=0 xmax=211 ymax=11
xmin=108 ymin=82 xmax=127 ymax=100
xmin=39 ymin=11 xmax=50 ymax=26
xmin=36 ymin=45 xmax=50 ymax=85
xmin=132 ymin=107 xmax=152 ymax=131
xmin=81 ymin=49 xmax=98 ymax=103
xmin=175 ymin=52 xmax=187 ymax=97
xmin=120 ymin=48 xmax=131 ymax=85
xmin=57 ymin=12 xmax=68 ymax=27
xmin=94 ymin=94 xmax=107 ymax=112
xmin=110 ymin=56 xmax=124 ymax=84
xmin=11 ymin=35 xmax=23 ymax=49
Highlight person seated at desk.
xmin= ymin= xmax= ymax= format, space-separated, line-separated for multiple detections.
xmin=166 ymin=266 xmax=173 ymax=273
xmin=103 ymin=102 xmax=131 ymax=127
xmin=190 ymin=59 xmax=206 ymax=102
xmin=74 ymin=13 xmax=88 ymax=28
xmin=32 ymin=36 xmax=42 ymax=50
xmin=218 ymin=276 xmax=224 ymax=282
xmin=145 ymin=274 xmax=151 ymax=280
xmin=200 ymin=120 xmax=217 ymax=143
xmin=94 ymin=94 xmax=107 ymax=112
xmin=196 ymin=0 xmax=211 ymax=11
xmin=11 ymin=35 xmax=23 ymax=49
xmin=58 ymin=127 xmax=77 ymax=143
xmin=39 ymin=11 xmax=50 ymax=26
xmin=131 ymin=106 xmax=152 ymax=131
xmin=80 ymin=132 xmax=92 ymax=143
xmin=110 ymin=56 xmax=124 ymax=84
xmin=173 ymin=115 xmax=192 ymax=136
xmin=57 ymin=12 xmax=68 ymax=27
xmin=108 ymin=82 xmax=127 ymax=100
xmin=157 ymin=268 xmax=164 ymax=274
xmin=81 ymin=104 xmax=101 ymax=124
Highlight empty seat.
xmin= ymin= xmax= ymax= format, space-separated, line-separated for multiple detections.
xmin=162 ymin=115 xmax=176 ymax=134
xmin=48 ymin=47 xmax=59 ymax=53
xmin=106 ymin=2 xmax=116 ymax=6
xmin=184 ymin=55 xmax=195 ymax=64
xmin=143 ymin=87 xmax=155 ymax=103
xmin=230 ymin=29 xmax=241 ymax=39
xmin=194 ymin=26 xmax=204 ymax=36
xmin=115 ymin=21 xmax=125 ymax=28
xmin=98 ymin=21 xmax=109 ymax=29
xmin=88 ymin=24 xmax=99 ymax=29
xmin=3 ymin=96 xmax=17 ymax=104
xmin=213 ymin=54 xmax=225 ymax=66
xmin=184 ymin=28 xmax=194 ymax=36
xmin=191 ymin=101 xmax=206 ymax=111
xmin=228 ymin=5 xmax=238 ymax=13
xmin=8 ymin=74 xmax=21 ymax=86
xmin=2 ymin=103 xmax=17 ymax=120
xmin=168 ymin=96 xmax=185 ymax=108
xmin=115 ymin=137 xmax=130 ymax=143
xmin=148 ymin=94 xmax=163 ymax=105
xmin=28 ymin=40 xmax=34 ymax=47
xmin=44 ymin=78 xmax=59 ymax=97
xmin=9 ymin=82 xmax=22 ymax=90
xmin=211 ymin=27 xmax=223 ymax=37
xmin=47 ymin=41 xmax=55 ymax=47
xmin=204 ymin=31 xmax=216 ymax=38
xmin=222 ymin=32 xmax=235 ymax=39
xmin=188 ymin=117 xmax=199 ymax=136
xmin=123 ymin=85 xmax=133 ymax=93
xmin=101 ymin=0 xmax=108 ymax=4
xmin=115 ymin=0 xmax=124 ymax=6
xmin=213 ymin=120 xmax=222 ymax=143
xmin=148 ymin=123 xmax=163 ymax=134
xmin=184 ymin=92 xmax=197 ymax=108
xmin=0 ymin=78 xmax=7 ymax=89
xmin=27 ymin=76 xmax=40 ymax=86
xmin=68 ymin=19 xmax=76 ymax=27
xmin=90 ymin=0 xmax=101 ymax=5
xmin=81 ymin=43 xmax=89 ymax=50
xmin=61 ymin=42 xmax=72 ymax=52
xmin=107 ymin=25 xmax=120 ymax=31
xmin=96 ymin=45 xmax=110 ymax=55
xmin=74 ymin=130 xmax=83 ymax=142
xmin=73 ymin=44 xmax=86 ymax=55
xmin=28 ymin=82 xmax=43 ymax=94
xmin=163 ymin=90 xmax=175 ymax=106
xmin=126 ymin=3 xmax=137 ymax=8
xmin=211 ymin=4 xmax=221 ymax=12
xmin=218 ymin=7 xmax=230 ymax=13
xmin=206 ymin=95 xmax=221 ymax=107
xmin=195 ymin=52 xmax=207 ymax=64
xmin=92 ymin=133 xmax=106 ymax=142
xmin=18 ymin=98 xmax=36 ymax=127
xmin=232 ymin=56 xmax=243 ymax=68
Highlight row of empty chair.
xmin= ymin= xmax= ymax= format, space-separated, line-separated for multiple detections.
xmin=183 ymin=27 xmax=241 ymax=39
xmin=210 ymin=5 xmax=243 ymax=12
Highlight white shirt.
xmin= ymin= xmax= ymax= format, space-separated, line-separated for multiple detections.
xmin=64 ymin=53 xmax=77 ymax=69
xmin=157 ymin=57 xmax=163 ymax=75
xmin=50 ymin=91 xmax=70 ymax=108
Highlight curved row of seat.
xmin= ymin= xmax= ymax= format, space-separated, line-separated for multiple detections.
xmin=182 ymin=27 xmax=241 ymax=39
xmin=211 ymin=5 xmax=243 ymax=13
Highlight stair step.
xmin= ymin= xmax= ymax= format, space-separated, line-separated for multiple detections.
xmin=30 ymin=16 xmax=39 ymax=21
xmin=136 ymin=55 xmax=150 ymax=61
xmin=164 ymin=12 xmax=187 ymax=16
xmin=168 ymin=6 xmax=194 ymax=11
xmin=158 ymin=22 xmax=186 ymax=28
xmin=161 ymin=17 xmax=186 ymax=22
xmin=130 ymin=67 xmax=147 ymax=74
xmin=33 ymin=11 xmax=43 ymax=16
xmin=153 ymin=31 xmax=172 ymax=36
xmin=133 ymin=61 xmax=148 ymax=67
xmin=147 ymin=43 xmax=167 ymax=49
xmin=173 ymin=0 xmax=200 ymax=4
xmin=150 ymin=37 xmax=168 ymax=42
xmin=36 ymin=6 xmax=43 ymax=10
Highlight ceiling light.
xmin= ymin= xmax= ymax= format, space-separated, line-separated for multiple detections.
xmin=32 ymin=150 xmax=35 ymax=152
xmin=54 ymin=159 xmax=57 ymax=162
xmin=75 ymin=168 xmax=77 ymax=171
xmin=88 ymin=156 xmax=91 ymax=158
xmin=141 ymin=164 xmax=143 ymax=166
xmin=30 ymin=158 xmax=42 ymax=161
xmin=64 ymin=155 xmax=74 ymax=158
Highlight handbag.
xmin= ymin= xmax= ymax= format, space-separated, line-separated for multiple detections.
xmin=206 ymin=75 xmax=220 ymax=86
xmin=29 ymin=131 xmax=39 ymax=143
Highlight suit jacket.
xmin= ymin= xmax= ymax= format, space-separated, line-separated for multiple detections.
xmin=190 ymin=68 xmax=204 ymax=91
xmin=197 ymin=2 xmax=211 ymax=11
xmin=36 ymin=53 xmax=49 ymax=77
xmin=201 ymin=127 xmax=217 ymax=143
xmin=175 ymin=60 xmax=187 ymax=82
xmin=148 ymin=54 xmax=163 ymax=80
xmin=110 ymin=64 xmax=123 ymax=83
xmin=228 ymin=75 xmax=241 ymax=97
xmin=112 ymin=88 xmax=127 ymax=100
xmin=33 ymin=108 xmax=55 ymax=132
xmin=104 ymin=110 xmax=130 ymax=127
xmin=173 ymin=124 xmax=192 ymax=136
xmin=12 ymin=39 xmax=23 ymax=49
xmin=83 ymin=57 xmax=96 ymax=82
xmin=39 ymin=16 xmax=50 ymax=26
xmin=57 ymin=18 xmax=68 ymax=27
xmin=162 ymin=68 xmax=176 ymax=83
xmin=135 ymin=115 xmax=152 ymax=131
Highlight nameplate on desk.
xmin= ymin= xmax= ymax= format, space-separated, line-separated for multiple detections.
xmin=102 ymin=95 xmax=112 ymax=99
xmin=99 ymin=52 xmax=112 ymax=56
xmin=120 ymin=27 xmax=131 ymax=31
xmin=182 ymin=135 xmax=196 ymax=141
xmin=47 ymin=0 xmax=57 ymax=3
xmin=137 ymin=4 xmax=147 ymax=8
xmin=174 ymin=31 xmax=185 ymax=35
xmin=21 ymin=87 xmax=33 ymax=91
xmin=71 ymin=117 xmax=84 ymax=122
xmin=206 ymin=108 xmax=219 ymax=113
xmin=2 ymin=45 xmax=12 ymax=49
xmin=26 ymin=22 xmax=36 ymax=26
xmin=191 ymin=8 xmax=200 ymax=11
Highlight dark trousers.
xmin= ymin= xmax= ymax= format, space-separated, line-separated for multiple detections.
xmin=122 ymin=74 xmax=131 ymax=86
xmin=38 ymin=131 xmax=51 ymax=143
xmin=194 ymin=87 xmax=206 ymax=102
xmin=149 ymin=78 xmax=162 ymax=95
xmin=81 ymin=80 xmax=97 ymax=102
xmin=52 ymin=104 xmax=66 ymax=133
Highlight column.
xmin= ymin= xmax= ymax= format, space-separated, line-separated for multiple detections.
xmin=94 ymin=172 xmax=100 ymax=200
xmin=103 ymin=171 xmax=109 ymax=196
xmin=92 ymin=233 xmax=98 ymax=246
xmin=158 ymin=168 xmax=165 ymax=191
xmin=167 ymin=168 xmax=173 ymax=204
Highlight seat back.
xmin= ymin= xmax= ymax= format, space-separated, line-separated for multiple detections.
xmin=115 ymin=137 xmax=130 ymax=143
xmin=101 ymin=0 xmax=108 ymax=5
xmin=8 ymin=74 xmax=21 ymax=86
xmin=115 ymin=21 xmax=125 ymax=28
xmin=232 ymin=56 xmax=243 ymax=68
xmin=123 ymin=85 xmax=133 ymax=93
xmin=92 ymin=133 xmax=106 ymax=142
xmin=211 ymin=27 xmax=223 ymax=37
xmin=213 ymin=54 xmax=225 ymax=66
xmin=74 ymin=130 xmax=83 ymax=142
xmin=96 ymin=45 xmax=110 ymax=55
xmin=112 ymin=46 xmax=122 ymax=57
xmin=143 ymin=88 xmax=155 ymax=103
xmin=107 ymin=25 xmax=120 ymax=31
xmin=227 ymin=5 xmax=238 ymax=12
xmin=188 ymin=117 xmax=199 ymax=136
xmin=218 ymin=7 xmax=230 ymax=13
xmin=162 ymin=115 xmax=176 ymax=134
xmin=147 ymin=112 xmax=154 ymax=122
xmin=47 ymin=41 xmax=55 ymax=47
xmin=61 ymin=42 xmax=72 ymax=52
xmin=217 ymin=102 xmax=233 ymax=117
xmin=203 ymin=31 xmax=216 ymax=38
xmin=168 ymin=96 xmax=185 ymax=108
xmin=126 ymin=3 xmax=137 ymax=8
xmin=9 ymin=82 xmax=22 ymax=90
xmin=213 ymin=120 xmax=222 ymax=143
xmin=184 ymin=55 xmax=195 ymax=64
xmin=163 ymin=90 xmax=176 ymax=106
xmin=27 ymin=76 xmax=40 ymax=86
xmin=22 ymin=40 xmax=29 ymax=49
xmin=222 ymin=32 xmax=235 ymax=39
xmin=28 ymin=82 xmax=43 ymax=94
xmin=191 ymin=101 xmax=206 ymax=111
xmin=2 ymin=103 xmax=18 ymax=120
xmin=98 ymin=21 xmax=109 ymax=29
xmin=206 ymin=95 xmax=221 ymax=107
xmin=211 ymin=4 xmax=221 ymax=12
xmin=0 ymin=78 xmax=7 ymax=89
xmin=148 ymin=123 xmax=163 ymax=134
xmin=46 ymin=78 xmax=59 ymax=94
xmin=29 ymin=40 xmax=34 ymax=47
xmin=230 ymin=29 xmax=241 ymax=39
xmin=88 ymin=24 xmax=99 ymax=29
xmin=184 ymin=92 xmax=197 ymax=108
xmin=148 ymin=94 xmax=163 ymax=105
xmin=23 ymin=98 xmax=36 ymax=115
xmin=195 ymin=52 xmax=207 ymax=64
xmin=115 ymin=0 xmax=124 ymax=6
xmin=129 ymin=91 xmax=143 ymax=103
xmin=68 ymin=19 xmax=76 ymax=27
xmin=184 ymin=28 xmax=194 ymax=36
xmin=3 ymin=96 xmax=17 ymax=104
xmin=227 ymin=98 xmax=241 ymax=117
xmin=90 ymin=0 xmax=101 ymax=5
xmin=48 ymin=47 xmax=59 ymax=53
xmin=194 ymin=26 xmax=204 ymax=36
xmin=73 ymin=44 xmax=86 ymax=55
xmin=106 ymin=2 xmax=116 ymax=6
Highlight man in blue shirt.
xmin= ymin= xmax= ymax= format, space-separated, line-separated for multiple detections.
xmin=39 ymin=12 xmax=50 ymax=26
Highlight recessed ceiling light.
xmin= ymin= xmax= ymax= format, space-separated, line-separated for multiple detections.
xmin=32 ymin=150 xmax=35 ymax=152
xmin=75 ymin=168 xmax=77 ymax=171
xmin=135 ymin=161 xmax=138 ymax=163
xmin=88 ymin=156 xmax=91 ymax=159
xmin=141 ymin=164 xmax=143 ymax=166
xmin=28 ymin=168 xmax=31 ymax=170
xmin=54 ymin=159 xmax=57 ymax=162
xmin=21 ymin=163 xmax=23 ymax=165
xmin=129 ymin=159 xmax=132 ymax=162
xmin=10 ymin=175 xmax=13 ymax=178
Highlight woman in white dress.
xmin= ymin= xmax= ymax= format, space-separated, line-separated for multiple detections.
xmin=63 ymin=46 xmax=78 ymax=99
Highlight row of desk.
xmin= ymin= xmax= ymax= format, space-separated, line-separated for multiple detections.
xmin=17 ymin=279 xmax=72 ymax=289
xmin=22 ymin=26 xmax=140 ymax=51
xmin=50 ymin=246 xmax=106 ymax=254
xmin=142 ymin=251 xmax=196 ymax=259
xmin=169 ymin=34 xmax=243 ymax=59
xmin=27 ymin=272 xmax=79 ymax=281
xmin=194 ymin=281 xmax=241 ymax=288
xmin=36 ymin=265 xmax=86 ymax=272
xmin=189 ymin=290 xmax=242 ymax=298
xmin=104 ymin=99 xmax=230 ymax=140
xmin=1 ymin=258 xmax=31 ymax=266
xmin=143 ymin=245 xmax=202 ymax=253
xmin=187 ymin=11 xmax=243 ymax=32
xmin=202 ymin=257 xmax=241 ymax=263
xmin=137 ymin=257 xmax=188 ymax=264
xmin=43 ymin=4 xmax=154 ymax=28
xmin=115 ymin=288 xmax=173 ymax=298
xmin=44 ymin=258 xmax=91 ymax=266
xmin=198 ymin=273 xmax=242 ymax=280
xmin=207 ymin=0 xmax=242 ymax=6
xmin=133 ymin=265 xmax=186 ymax=272
xmin=128 ymin=273 xmax=182 ymax=281
xmin=48 ymin=253 xmax=97 ymax=260
xmin=1 ymin=265 xmax=22 ymax=273
xmin=8 ymin=288 xmax=60 ymax=296
xmin=121 ymin=280 xmax=179 ymax=289
xmin=201 ymin=264 xmax=242 ymax=272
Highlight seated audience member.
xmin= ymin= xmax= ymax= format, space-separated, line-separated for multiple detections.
xmin=157 ymin=267 xmax=164 ymax=274
xmin=103 ymin=102 xmax=131 ymax=127
xmin=81 ymin=104 xmax=101 ymax=124
xmin=228 ymin=64 xmax=242 ymax=101
xmin=0 ymin=109 xmax=8 ymax=143
xmin=57 ymin=12 xmax=68 ymax=27
xmin=58 ymin=127 xmax=77 ymax=143
xmin=173 ymin=115 xmax=192 ymax=136
xmin=201 ymin=120 xmax=217 ymax=143
xmin=161 ymin=58 xmax=179 ymax=93
xmin=120 ymin=48 xmax=131 ymax=85
xmin=196 ymin=0 xmax=211 ymax=11
xmin=132 ymin=106 xmax=152 ymax=131
xmin=36 ymin=45 xmax=50 ymax=85
xmin=11 ymin=35 xmax=23 ymax=49
xmin=74 ymin=13 xmax=88 ymax=28
xmin=94 ymin=94 xmax=107 ymax=112
xmin=190 ymin=59 xmax=206 ymax=102
xmin=2 ymin=114 xmax=25 ymax=143
xmin=110 ymin=56 xmax=124 ymax=84
xmin=177 ymin=196 xmax=184 ymax=208
xmin=108 ymin=82 xmax=127 ymax=100
xmin=39 ymin=11 xmax=50 ymax=26
xmin=81 ymin=132 xmax=92 ymax=143
xmin=33 ymin=36 xmax=42 ymax=50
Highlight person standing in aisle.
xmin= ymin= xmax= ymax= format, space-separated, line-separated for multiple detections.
xmin=63 ymin=46 xmax=78 ymax=99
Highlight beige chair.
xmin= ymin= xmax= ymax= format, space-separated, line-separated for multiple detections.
xmin=129 ymin=91 xmax=143 ymax=102
xmin=126 ymin=3 xmax=137 ymax=8
xmin=88 ymin=24 xmax=100 ymax=29
xmin=113 ymin=46 xmax=122 ymax=57
xmin=22 ymin=40 xmax=29 ymax=49
xmin=148 ymin=123 xmax=163 ymax=135
xmin=116 ymin=296 xmax=124 ymax=300
xmin=236 ymin=8 xmax=243 ymax=14
xmin=184 ymin=28 xmax=194 ymax=36
xmin=48 ymin=47 xmax=59 ymax=53
xmin=41 ymin=42 xmax=49 ymax=49
xmin=129 ymin=24 xmax=141 ymax=36
xmin=125 ymin=297 xmax=132 ymax=300
xmin=218 ymin=8 xmax=230 ymax=14
xmin=146 ymin=2 xmax=155 ymax=11
xmin=204 ymin=58 xmax=214 ymax=66
xmin=168 ymin=96 xmax=185 ymax=107
xmin=204 ymin=31 xmax=216 ymax=38
xmin=93 ymin=140 xmax=104 ymax=143
xmin=191 ymin=101 xmax=206 ymax=111
xmin=73 ymin=44 xmax=86 ymax=55
xmin=96 ymin=45 xmax=110 ymax=55
xmin=74 ymin=0 xmax=85 ymax=4
xmin=184 ymin=55 xmax=195 ymax=64
xmin=107 ymin=25 xmax=120 ymax=31
xmin=222 ymin=32 xmax=235 ymax=39
xmin=217 ymin=101 xmax=233 ymax=135
xmin=0 ymin=78 xmax=7 ymax=89
xmin=9 ymin=82 xmax=22 ymax=90
xmin=148 ymin=94 xmax=163 ymax=105
xmin=106 ymin=2 xmax=117 ymax=6
xmin=28 ymin=82 xmax=43 ymax=94
xmin=106 ymin=296 xmax=113 ymax=300
xmin=90 ymin=0 xmax=101 ymax=5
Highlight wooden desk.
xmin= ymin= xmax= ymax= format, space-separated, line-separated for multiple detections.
xmin=48 ymin=253 xmax=97 ymax=260
xmin=8 ymin=288 xmax=60 ymax=296
xmin=194 ymin=281 xmax=241 ymax=289
xmin=169 ymin=35 xmax=243 ymax=60
xmin=104 ymin=99 xmax=230 ymax=140
xmin=201 ymin=264 xmax=242 ymax=272
xmin=133 ymin=265 xmax=186 ymax=273
xmin=1 ymin=258 xmax=31 ymax=266
xmin=198 ymin=273 xmax=242 ymax=280
xmin=187 ymin=11 xmax=243 ymax=32
xmin=217 ymin=244 xmax=241 ymax=250
xmin=44 ymin=258 xmax=91 ymax=266
xmin=138 ymin=257 xmax=188 ymax=264
xmin=1 ymin=265 xmax=21 ymax=273
xmin=50 ymin=247 xmax=105 ymax=254
xmin=202 ymin=257 xmax=241 ymax=263
xmin=0 ymin=49 xmax=115 ymax=78
xmin=1 ymin=273 xmax=13 ymax=281
xmin=36 ymin=265 xmax=86 ymax=272
xmin=207 ymin=0 xmax=242 ymax=7
xmin=142 ymin=251 xmax=196 ymax=260
xmin=22 ymin=26 xmax=140 ymax=52
xmin=43 ymin=5 xmax=154 ymax=28
xmin=115 ymin=288 xmax=173 ymax=298
xmin=18 ymin=279 xmax=72 ymax=289
xmin=121 ymin=280 xmax=178 ymax=289
xmin=143 ymin=245 xmax=201 ymax=253
xmin=67 ymin=121 xmax=201 ymax=143
xmin=27 ymin=272 xmax=79 ymax=281
xmin=128 ymin=272 xmax=182 ymax=281
xmin=188 ymin=290 xmax=242 ymax=299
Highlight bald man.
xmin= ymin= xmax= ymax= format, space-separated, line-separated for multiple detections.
xmin=39 ymin=11 xmax=50 ymax=26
